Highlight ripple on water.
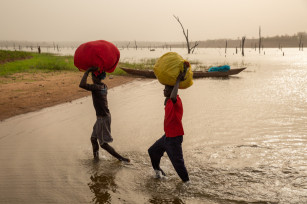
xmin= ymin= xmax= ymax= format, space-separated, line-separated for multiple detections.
xmin=79 ymin=147 xmax=307 ymax=204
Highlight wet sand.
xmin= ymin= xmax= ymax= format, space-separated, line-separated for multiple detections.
xmin=0 ymin=72 xmax=136 ymax=121
xmin=0 ymin=64 xmax=307 ymax=203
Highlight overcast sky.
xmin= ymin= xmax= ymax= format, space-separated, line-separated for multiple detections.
xmin=1 ymin=0 xmax=306 ymax=42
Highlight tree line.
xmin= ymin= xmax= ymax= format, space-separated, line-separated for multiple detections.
xmin=192 ymin=32 xmax=306 ymax=48
xmin=0 ymin=32 xmax=305 ymax=52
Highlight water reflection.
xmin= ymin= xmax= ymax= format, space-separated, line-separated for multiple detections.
xmin=88 ymin=172 xmax=117 ymax=203
xmin=87 ymin=160 xmax=120 ymax=204
xmin=148 ymin=196 xmax=184 ymax=204
xmin=143 ymin=177 xmax=187 ymax=204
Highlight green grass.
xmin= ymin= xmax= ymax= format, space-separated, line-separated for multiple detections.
xmin=0 ymin=50 xmax=154 ymax=77
xmin=0 ymin=50 xmax=33 ymax=63
xmin=0 ymin=50 xmax=77 ymax=76
xmin=118 ymin=58 xmax=157 ymax=70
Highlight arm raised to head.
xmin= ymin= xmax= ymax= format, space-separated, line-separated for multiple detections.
xmin=170 ymin=63 xmax=188 ymax=103
xmin=79 ymin=67 xmax=98 ymax=89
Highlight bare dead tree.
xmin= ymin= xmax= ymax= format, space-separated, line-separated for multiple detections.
xmin=299 ymin=34 xmax=303 ymax=51
xmin=241 ymin=36 xmax=246 ymax=56
xmin=225 ymin=40 xmax=227 ymax=54
xmin=134 ymin=40 xmax=138 ymax=50
xmin=259 ymin=26 xmax=262 ymax=54
xmin=173 ymin=15 xmax=198 ymax=54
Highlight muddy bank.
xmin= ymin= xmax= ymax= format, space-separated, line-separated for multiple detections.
xmin=0 ymin=72 xmax=135 ymax=121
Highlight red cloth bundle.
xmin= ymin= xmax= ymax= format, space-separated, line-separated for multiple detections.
xmin=74 ymin=40 xmax=120 ymax=75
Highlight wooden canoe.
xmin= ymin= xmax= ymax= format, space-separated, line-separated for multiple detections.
xmin=192 ymin=67 xmax=246 ymax=78
xmin=120 ymin=67 xmax=156 ymax=78
xmin=120 ymin=67 xmax=246 ymax=78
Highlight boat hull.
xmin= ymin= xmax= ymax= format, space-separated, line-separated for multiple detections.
xmin=120 ymin=67 xmax=246 ymax=78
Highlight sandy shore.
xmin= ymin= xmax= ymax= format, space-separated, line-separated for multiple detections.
xmin=0 ymin=72 xmax=136 ymax=121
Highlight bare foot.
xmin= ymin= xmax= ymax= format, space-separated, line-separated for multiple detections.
xmin=120 ymin=157 xmax=130 ymax=163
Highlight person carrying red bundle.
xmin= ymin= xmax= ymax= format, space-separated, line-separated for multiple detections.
xmin=79 ymin=67 xmax=130 ymax=162
xmin=74 ymin=40 xmax=120 ymax=75
xmin=76 ymin=40 xmax=129 ymax=162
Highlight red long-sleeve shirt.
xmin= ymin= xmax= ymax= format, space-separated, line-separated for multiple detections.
xmin=164 ymin=95 xmax=184 ymax=137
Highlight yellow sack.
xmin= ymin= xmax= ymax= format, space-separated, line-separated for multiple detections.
xmin=154 ymin=52 xmax=193 ymax=89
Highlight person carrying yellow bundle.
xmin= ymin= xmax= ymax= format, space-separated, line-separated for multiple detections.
xmin=154 ymin=52 xmax=193 ymax=89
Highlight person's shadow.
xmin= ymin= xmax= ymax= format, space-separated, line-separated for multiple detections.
xmin=87 ymin=160 xmax=121 ymax=204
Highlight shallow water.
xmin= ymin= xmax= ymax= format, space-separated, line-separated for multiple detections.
xmin=0 ymin=48 xmax=306 ymax=203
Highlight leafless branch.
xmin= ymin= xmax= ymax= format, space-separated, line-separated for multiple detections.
xmin=191 ymin=41 xmax=199 ymax=53
xmin=173 ymin=15 xmax=198 ymax=54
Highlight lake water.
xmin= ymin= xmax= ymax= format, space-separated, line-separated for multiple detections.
xmin=0 ymin=48 xmax=306 ymax=203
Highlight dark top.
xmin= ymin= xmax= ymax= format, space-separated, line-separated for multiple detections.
xmin=79 ymin=72 xmax=110 ymax=117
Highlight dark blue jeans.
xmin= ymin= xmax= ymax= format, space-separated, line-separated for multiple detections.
xmin=148 ymin=135 xmax=189 ymax=182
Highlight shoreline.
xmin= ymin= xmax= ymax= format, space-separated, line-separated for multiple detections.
xmin=0 ymin=72 xmax=136 ymax=121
